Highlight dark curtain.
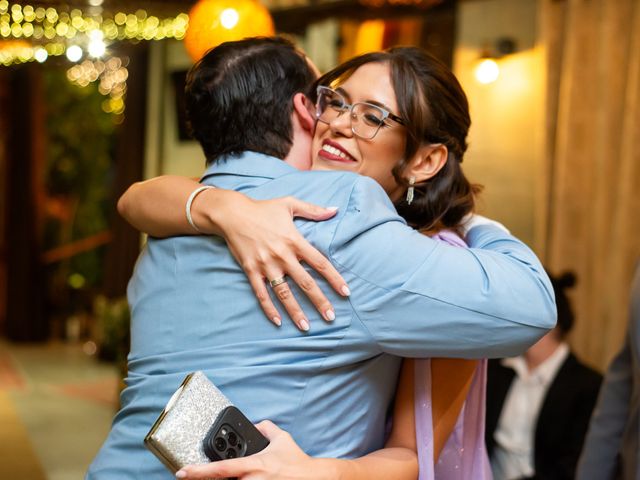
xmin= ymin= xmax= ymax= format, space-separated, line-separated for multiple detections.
xmin=5 ymin=65 xmax=47 ymax=341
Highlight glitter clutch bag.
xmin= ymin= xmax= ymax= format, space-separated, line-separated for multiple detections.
xmin=144 ymin=371 xmax=233 ymax=473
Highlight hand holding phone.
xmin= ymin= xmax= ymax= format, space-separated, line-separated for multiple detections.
xmin=203 ymin=406 xmax=270 ymax=461
xmin=144 ymin=371 xmax=269 ymax=474
xmin=176 ymin=420 xmax=314 ymax=480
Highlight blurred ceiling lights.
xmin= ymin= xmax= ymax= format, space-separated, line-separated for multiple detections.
xmin=0 ymin=0 xmax=189 ymax=66
xmin=0 ymin=0 xmax=447 ymax=66
xmin=66 ymin=56 xmax=128 ymax=115
xmin=0 ymin=0 xmax=447 ymax=116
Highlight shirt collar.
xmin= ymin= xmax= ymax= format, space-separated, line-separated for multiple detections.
xmin=201 ymin=151 xmax=296 ymax=183
xmin=501 ymin=343 xmax=569 ymax=386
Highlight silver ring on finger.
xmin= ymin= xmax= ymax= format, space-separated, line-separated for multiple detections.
xmin=269 ymin=276 xmax=287 ymax=288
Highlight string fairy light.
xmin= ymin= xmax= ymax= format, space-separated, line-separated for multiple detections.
xmin=0 ymin=1 xmax=189 ymax=66
xmin=0 ymin=0 xmax=272 ymax=118
xmin=66 ymin=56 xmax=128 ymax=117
xmin=0 ymin=0 xmax=186 ymax=121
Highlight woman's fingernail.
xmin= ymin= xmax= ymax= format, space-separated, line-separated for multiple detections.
xmin=299 ymin=319 xmax=310 ymax=331
xmin=325 ymin=309 xmax=336 ymax=321
xmin=341 ymin=285 xmax=351 ymax=296
xmin=327 ymin=206 xmax=339 ymax=212
xmin=272 ymin=316 xmax=282 ymax=326
xmin=176 ymin=471 xmax=187 ymax=479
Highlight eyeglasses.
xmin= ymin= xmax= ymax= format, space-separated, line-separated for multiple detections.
xmin=315 ymin=86 xmax=405 ymax=140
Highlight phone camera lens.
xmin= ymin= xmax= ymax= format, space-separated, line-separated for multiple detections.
xmin=226 ymin=449 xmax=237 ymax=459
xmin=214 ymin=437 xmax=227 ymax=452
xmin=227 ymin=432 xmax=238 ymax=446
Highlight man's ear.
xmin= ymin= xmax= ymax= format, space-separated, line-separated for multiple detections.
xmin=292 ymin=92 xmax=316 ymax=133
xmin=407 ymin=143 xmax=448 ymax=183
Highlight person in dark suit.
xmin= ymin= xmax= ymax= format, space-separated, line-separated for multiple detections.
xmin=485 ymin=271 xmax=602 ymax=480
xmin=576 ymin=262 xmax=640 ymax=479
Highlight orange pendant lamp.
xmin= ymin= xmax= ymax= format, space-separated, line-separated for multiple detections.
xmin=184 ymin=0 xmax=275 ymax=62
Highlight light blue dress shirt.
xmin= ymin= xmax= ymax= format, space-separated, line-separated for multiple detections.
xmin=87 ymin=152 xmax=556 ymax=478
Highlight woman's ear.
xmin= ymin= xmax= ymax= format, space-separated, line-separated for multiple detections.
xmin=292 ymin=93 xmax=316 ymax=133
xmin=407 ymin=144 xmax=448 ymax=183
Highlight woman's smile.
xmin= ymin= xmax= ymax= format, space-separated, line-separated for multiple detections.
xmin=317 ymin=139 xmax=357 ymax=164
xmin=311 ymin=61 xmax=407 ymax=197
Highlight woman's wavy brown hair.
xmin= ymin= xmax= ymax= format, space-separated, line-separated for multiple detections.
xmin=312 ymin=47 xmax=482 ymax=235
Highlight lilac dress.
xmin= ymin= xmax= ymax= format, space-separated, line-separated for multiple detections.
xmin=414 ymin=231 xmax=492 ymax=479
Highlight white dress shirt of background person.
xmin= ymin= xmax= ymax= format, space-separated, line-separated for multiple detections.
xmin=486 ymin=271 xmax=602 ymax=480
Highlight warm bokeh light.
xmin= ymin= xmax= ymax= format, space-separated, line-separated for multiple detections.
xmin=68 ymin=273 xmax=86 ymax=289
xmin=0 ymin=2 xmax=190 ymax=65
xmin=220 ymin=8 xmax=239 ymax=30
xmin=88 ymin=29 xmax=106 ymax=57
xmin=65 ymin=44 xmax=82 ymax=62
xmin=475 ymin=58 xmax=500 ymax=84
xmin=66 ymin=56 xmax=128 ymax=117
xmin=354 ymin=20 xmax=385 ymax=55
xmin=0 ymin=38 xmax=32 ymax=64
xmin=82 ymin=340 xmax=98 ymax=356
xmin=184 ymin=0 xmax=274 ymax=62
xmin=34 ymin=45 xmax=47 ymax=62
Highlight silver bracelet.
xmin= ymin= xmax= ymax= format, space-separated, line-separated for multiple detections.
xmin=186 ymin=185 xmax=215 ymax=233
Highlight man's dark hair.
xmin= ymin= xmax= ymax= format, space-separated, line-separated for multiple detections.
xmin=185 ymin=36 xmax=316 ymax=164
xmin=549 ymin=270 xmax=577 ymax=337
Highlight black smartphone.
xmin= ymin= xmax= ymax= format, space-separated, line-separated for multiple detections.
xmin=203 ymin=406 xmax=270 ymax=462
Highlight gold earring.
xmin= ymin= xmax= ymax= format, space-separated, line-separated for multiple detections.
xmin=406 ymin=176 xmax=415 ymax=205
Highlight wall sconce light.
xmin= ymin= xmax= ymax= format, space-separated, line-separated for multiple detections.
xmin=474 ymin=37 xmax=517 ymax=85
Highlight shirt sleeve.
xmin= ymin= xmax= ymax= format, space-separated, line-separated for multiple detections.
xmin=328 ymin=175 xmax=556 ymax=359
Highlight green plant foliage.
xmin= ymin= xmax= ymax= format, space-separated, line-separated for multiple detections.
xmin=93 ymin=295 xmax=130 ymax=367
xmin=42 ymin=67 xmax=117 ymax=323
